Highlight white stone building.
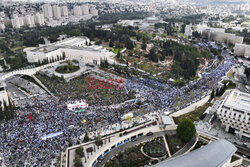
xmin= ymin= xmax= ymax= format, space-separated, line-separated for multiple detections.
xmin=234 ymin=43 xmax=250 ymax=58
xmin=34 ymin=13 xmax=45 ymax=26
xmin=52 ymin=5 xmax=61 ymax=19
xmin=74 ymin=6 xmax=82 ymax=16
xmin=217 ymin=90 xmax=250 ymax=139
xmin=25 ymin=37 xmax=114 ymax=64
xmin=0 ymin=23 xmax=5 ymax=32
xmin=24 ymin=15 xmax=35 ymax=27
xmin=42 ymin=4 xmax=53 ymax=19
xmin=89 ymin=8 xmax=98 ymax=16
xmin=11 ymin=17 xmax=20 ymax=29
xmin=61 ymin=6 xmax=68 ymax=17
xmin=184 ymin=24 xmax=193 ymax=36
xmin=198 ymin=25 xmax=243 ymax=45
xmin=19 ymin=17 xmax=24 ymax=27
xmin=81 ymin=5 xmax=89 ymax=15
xmin=0 ymin=79 xmax=9 ymax=108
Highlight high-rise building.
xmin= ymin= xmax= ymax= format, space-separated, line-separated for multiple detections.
xmin=30 ymin=15 xmax=35 ymax=27
xmin=0 ymin=23 xmax=5 ymax=32
xmin=19 ymin=17 xmax=24 ymax=27
xmin=42 ymin=4 xmax=53 ymax=19
xmin=24 ymin=15 xmax=32 ymax=27
xmin=74 ymin=6 xmax=82 ymax=16
xmin=52 ymin=5 xmax=61 ymax=19
xmin=81 ymin=5 xmax=89 ymax=15
xmin=35 ymin=13 xmax=45 ymax=26
xmin=11 ymin=17 xmax=20 ymax=29
xmin=90 ymin=8 xmax=98 ymax=16
xmin=61 ymin=6 xmax=68 ymax=17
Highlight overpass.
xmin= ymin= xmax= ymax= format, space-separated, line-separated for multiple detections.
xmin=1 ymin=60 xmax=65 ymax=80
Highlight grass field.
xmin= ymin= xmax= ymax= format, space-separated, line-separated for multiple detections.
xmin=165 ymin=134 xmax=186 ymax=155
xmin=173 ymin=102 xmax=213 ymax=124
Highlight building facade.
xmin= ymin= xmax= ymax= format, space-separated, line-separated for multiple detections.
xmin=25 ymin=37 xmax=112 ymax=64
xmin=217 ymin=90 xmax=250 ymax=139
xmin=234 ymin=43 xmax=250 ymax=57
xmin=73 ymin=6 xmax=82 ymax=16
xmin=198 ymin=25 xmax=243 ymax=45
xmin=11 ymin=17 xmax=20 ymax=29
xmin=42 ymin=4 xmax=53 ymax=19
xmin=52 ymin=5 xmax=61 ymax=19
xmin=81 ymin=5 xmax=89 ymax=15
xmin=61 ymin=6 xmax=69 ymax=17
xmin=0 ymin=23 xmax=5 ymax=32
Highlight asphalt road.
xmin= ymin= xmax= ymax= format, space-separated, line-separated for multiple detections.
xmin=95 ymin=131 xmax=169 ymax=167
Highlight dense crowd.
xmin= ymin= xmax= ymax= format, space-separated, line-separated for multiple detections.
xmin=126 ymin=52 xmax=235 ymax=111
xmin=0 ymin=50 xmax=236 ymax=166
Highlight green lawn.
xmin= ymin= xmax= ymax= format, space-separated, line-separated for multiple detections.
xmin=231 ymin=155 xmax=240 ymax=163
xmin=173 ymin=103 xmax=212 ymax=124
xmin=113 ymin=48 xmax=120 ymax=54
xmin=36 ymin=74 xmax=135 ymax=106
xmin=136 ymin=62 xmax=163 ymax=75
xmin=165 ymin=134 xmax=186 ymax=155
xmin=104 ymin=144 xmax=151 ymax=167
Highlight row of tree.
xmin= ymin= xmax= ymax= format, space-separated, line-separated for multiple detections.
xmin=244 ymin=67 xmax=250 ymax=80
xmin=209 ymin=82 xmax=229 ymax=102
xmin=0 ymin=99 xmax=15 ymax=121
xmin=74 ymin=146 xmax=84 ymax=167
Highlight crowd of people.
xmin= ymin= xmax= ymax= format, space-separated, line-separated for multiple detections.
xmin=0 ymin=49 xmax=236 ymax=166
xmin=125 ymin=52 xmax=235 ymax=111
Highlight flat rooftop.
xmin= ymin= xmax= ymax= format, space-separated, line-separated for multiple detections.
xmin=29 ymin=36 xmax=104 ymax=53
xmin=161 ymin=116 xmax=175 ymax=125
xmin=223 ymin=90 xmax=250 ymax=113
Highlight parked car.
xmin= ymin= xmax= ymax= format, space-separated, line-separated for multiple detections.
xmin=146 ymin=132 xmax=153 ymax=136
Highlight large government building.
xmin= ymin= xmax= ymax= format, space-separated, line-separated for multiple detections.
xmin=24 ymin=36 xmax=114 ymax=64
xmin=217 ymin=90 xmax=250 ymax=139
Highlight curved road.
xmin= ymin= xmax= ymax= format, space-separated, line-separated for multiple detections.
xmin=95 ymin=131 xmax=170 ymax=167
xmin=95 ymin=130 xmax=198 ymax=167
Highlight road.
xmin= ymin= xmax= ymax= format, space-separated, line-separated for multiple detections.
xmin=95 ymin=131 xmax=169 ymax=167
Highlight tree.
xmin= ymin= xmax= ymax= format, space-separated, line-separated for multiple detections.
xmin=62 ymin=52 xmax=66 ymax=60
xmin=177 ymin=118 xmax=196 ymax=142
xmin=86 ymin=147 xmax=93 ymax=155
xmin=94 ymin=135 xmax=103 ymax=146
xmin=8 ymin=99 xmax=14 ymax=119
xmin=192 ymin=31 xmax=201 ymax=38
xmin=125 ymin=38 xmax=134 ymax=50
xmin=84 ymin=131 xmax=90 ymax=142
xmin=215 ymin=88 xmax=219 ymax=97
xmin=104 ymin=161 xmax=116 ymax=167
xmin=109 ymin=39 xmax=114 ymax=47
xmin=244 ymin=67 xmax=250 ymax=80
xmin=141 ymin=42 xmax=147 ymax=50
xmin=75 ymin=146 xmax=84 ymax=157
xmin=3 ymin=100 xmax=11 ymax=121
xmin=0 ymin=102 xmax=4 ymax=121
xmin=116 ymin=49 xmax=121 ymax=59
xmin=74 ymin=155 xmax=83 ymax=167
xmin=68 ymin=139 xmax=73 ymax=147
xmin=148 ymin=47 xmax=158 ymax=63
xmin=209 ymin=89 xmax=215 ymax=102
